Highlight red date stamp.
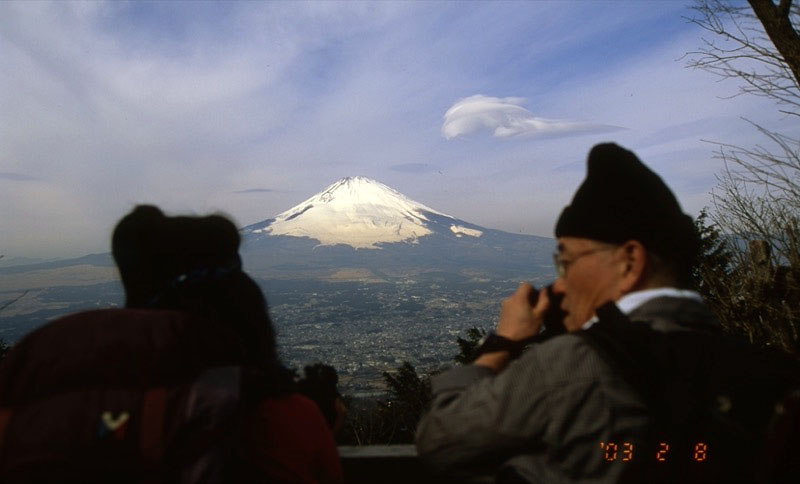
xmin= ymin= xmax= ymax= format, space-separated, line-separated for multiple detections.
xmin=600 ymin=442 xmax=709 ymax=462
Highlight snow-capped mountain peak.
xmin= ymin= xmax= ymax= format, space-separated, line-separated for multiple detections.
xmin=309 ymin=176 xmax=448 ymax=216
xmin=244 ymin=176 xmax=474 ymax=249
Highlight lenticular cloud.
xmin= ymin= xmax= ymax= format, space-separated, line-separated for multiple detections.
xmin=441 ymin=95 xmax=621 ymax=140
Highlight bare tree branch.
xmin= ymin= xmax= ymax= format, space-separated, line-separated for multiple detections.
xmin=686 ymin=0 xmax=800 ymax=114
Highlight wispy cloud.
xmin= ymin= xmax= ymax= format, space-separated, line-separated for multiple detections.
xmin=0 ymin=172 xmax=39 ymax=182
xmin=234 ymin=188 xmax=275 ymax=194
xmin=441 ymin=95 xmax=624 ymax=140
xmin=389 ymin=163 xmax=439 ymax=173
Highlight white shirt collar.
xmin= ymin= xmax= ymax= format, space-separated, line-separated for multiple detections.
xmin=581 ymin=287 xmax=703 ymax=330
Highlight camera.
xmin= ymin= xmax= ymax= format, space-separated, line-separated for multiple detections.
xmin=528 ymin=284 xmax=567 ymax=340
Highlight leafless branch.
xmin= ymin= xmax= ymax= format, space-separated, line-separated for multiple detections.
xmin=686 ymin=0 xmax=800 ymax=114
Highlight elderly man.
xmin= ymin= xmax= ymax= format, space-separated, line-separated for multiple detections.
xmin=415 ymin=143 xmax=712 ymax=482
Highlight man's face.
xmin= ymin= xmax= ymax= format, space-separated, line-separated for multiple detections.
xmin=552 ymin=237 xmax=624 ymax=331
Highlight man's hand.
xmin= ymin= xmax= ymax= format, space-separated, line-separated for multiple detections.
xmin=474 ymin=283 xmax=549 ymax=372
xmin=497 ymin=282 xmax=548 ymax=341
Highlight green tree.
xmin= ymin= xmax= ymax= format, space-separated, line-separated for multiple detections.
xmin=338 ymin=397 xmax=394 ymax=446
xmin=378 ymin=362 xmax=432 ymax=444
xmin=0 ymin=338 xmax=9 ymax=361
xmin=454 ymin=327 xmax=488 ymax=364
xmin=340 ymin=361 xmax=432 ymax=445
xmin=692 ymin=209 xmax=734 ymax=302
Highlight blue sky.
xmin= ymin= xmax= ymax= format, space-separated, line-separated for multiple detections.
xmin=0 ymin=1 xmax=794 ymax=259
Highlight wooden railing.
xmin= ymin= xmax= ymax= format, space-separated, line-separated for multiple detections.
xmin=338 ymin=445 xmax=495 ymax=483
xmin=338 ymin=445 xmax=438 ymax=483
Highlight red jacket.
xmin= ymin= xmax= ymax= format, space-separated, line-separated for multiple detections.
xmin=247 ymin=393 xmax=342 ymax=483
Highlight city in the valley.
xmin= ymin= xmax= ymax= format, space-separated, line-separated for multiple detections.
xmin=0 ymin=273 xmax=551 ymax=395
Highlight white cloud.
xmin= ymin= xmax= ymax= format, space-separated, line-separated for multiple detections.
xmin=441 ymin=95 xmax=623 ymax=140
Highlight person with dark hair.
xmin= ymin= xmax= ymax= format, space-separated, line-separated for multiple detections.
xmin=297 ymin=363 xmax=347 ymax=437
xmin=0 ymin=205 xmax=342 ymax=483
xmin=111 ymin=205 xmax=280 ymax=375
xmin=415 ymin=143 xmax=798 ymax=482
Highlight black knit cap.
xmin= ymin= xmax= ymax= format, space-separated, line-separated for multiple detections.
xmin=112 ymin=205 xmax=242 ymax=308
xmin=555 ymin=143 xmax=699 ymax=271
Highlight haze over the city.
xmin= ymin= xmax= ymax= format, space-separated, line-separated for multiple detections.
xmin=2 ymin=1 xmax=795 ymax=260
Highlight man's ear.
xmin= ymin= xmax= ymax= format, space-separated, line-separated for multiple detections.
xmin=617 ymin=240 xmax=648 ymax=293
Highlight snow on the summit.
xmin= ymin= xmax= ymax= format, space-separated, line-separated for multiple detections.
xmin=252 ymin=176 xmax=453 ymax=249
xmin=450 ymin=225 xmax=482 ymax=238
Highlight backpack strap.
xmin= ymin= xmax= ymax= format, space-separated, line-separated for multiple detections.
xmin=582 ymin=301 xmax=708 ymax=426
xmin=140 ymin=387 xmax=167 ymax=465
xmin=582 ymin=302 xmax=657 ymax=404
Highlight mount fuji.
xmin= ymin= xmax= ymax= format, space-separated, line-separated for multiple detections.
xmin=240 ymin=177 xmax=555 ymax=282
xmin=243 ymin=176 xmax=484 ymax=249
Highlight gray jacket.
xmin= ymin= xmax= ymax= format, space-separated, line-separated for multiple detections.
xmin=415 ymin=296 xmax=718 ymax=483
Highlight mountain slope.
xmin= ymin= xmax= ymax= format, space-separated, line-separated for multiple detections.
xmin=241 ymin=176 xmax=555 ymax=281
xmin=242 ymin=176 xmax=472 ymax=249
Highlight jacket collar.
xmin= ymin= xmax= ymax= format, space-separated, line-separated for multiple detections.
xmin=582 ymin=288 xmax=715 ymax=331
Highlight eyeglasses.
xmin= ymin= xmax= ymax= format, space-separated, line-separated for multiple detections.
xmin=552 ymin=246 xmax=617 ymax=278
